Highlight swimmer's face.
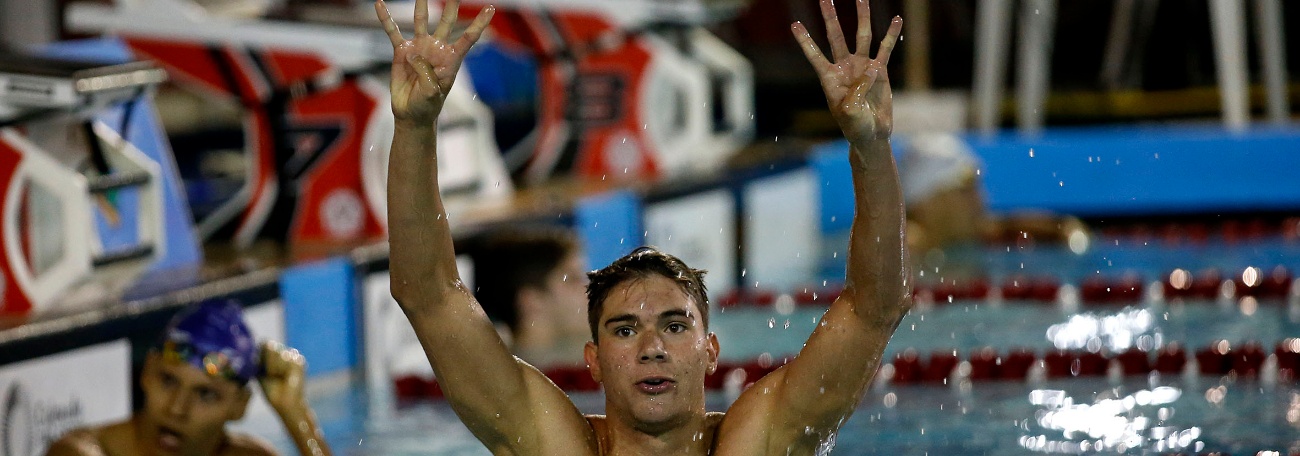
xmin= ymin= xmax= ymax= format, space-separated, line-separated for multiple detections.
xmin=584 ymin=274 xmax=719 ymax=431
xmin=542 ymin=252 xmax=591 ymax=337
xmin=139 ymin=353 xmax=251 ymax=456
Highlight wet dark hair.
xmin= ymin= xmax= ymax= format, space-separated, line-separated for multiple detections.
xmin=471 ymin=226 xmax=580 ymax=334
xmin=586 ymin=246 xmax=708 ymax=343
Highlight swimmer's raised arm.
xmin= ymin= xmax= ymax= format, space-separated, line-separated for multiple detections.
xmin=259 ymin=342 xmax=331 ymax=456
xmin=718 ymin=0 xmax=911 ymax=452
xmin=377 ymin=0 xmax=595 ymax=452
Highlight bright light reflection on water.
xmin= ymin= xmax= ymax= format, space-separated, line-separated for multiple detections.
xmin=1045 ymin=308 xmax=1159 ymax=351
xmin=1022 ymin=386 xmax=1193 ymax=453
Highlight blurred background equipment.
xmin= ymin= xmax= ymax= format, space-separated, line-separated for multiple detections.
xmin=65 ymin=0 xmax=511 ymax=256
xmin=442 ymin=0 xmax=756 ymax=183
xmin=0 ymin=51 xmax=170 ymax=317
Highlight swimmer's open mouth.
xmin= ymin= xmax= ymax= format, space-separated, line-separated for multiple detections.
xmin=637 ymin=377 xmax=675 ymax=393
xmin=157 ymin=425 xmax=184 ymax=452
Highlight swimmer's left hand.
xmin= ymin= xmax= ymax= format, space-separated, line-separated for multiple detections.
xmin=258 ymin=341 xmax=308 ymax=412
xmin=792 ymin=0 xmax=900 ymax=144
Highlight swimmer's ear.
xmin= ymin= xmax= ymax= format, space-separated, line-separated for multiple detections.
xmin=584 ymin=341 xmax=601 ymax=384
xmin=706 ymin=333 xmax=719 ymax=375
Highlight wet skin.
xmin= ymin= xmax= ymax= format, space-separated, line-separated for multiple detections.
xmin=584 ymin=275 xmax=720 ymax=435
xmin=136 ymin=355 xmax=252 ymax=456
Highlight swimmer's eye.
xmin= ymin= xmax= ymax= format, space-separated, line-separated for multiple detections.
xmin=160 ymin=373 xmax=179 ymax=389
xmin=613 ymin=327 xmax=635 ymax=338
xmin=196 ymin=387 xmax=222 ymax=404
xmin=666 ymin=322 xmax=687 ymax=333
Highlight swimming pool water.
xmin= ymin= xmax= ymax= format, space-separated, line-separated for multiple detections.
xmin=243 ymin=240 xmax=1300 ymax=454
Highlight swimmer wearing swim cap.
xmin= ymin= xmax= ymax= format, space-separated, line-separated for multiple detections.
xmin=899 ymin=133 xmax=1087 ymax=256
xmin=47 ymin=300 xmax=332 ymax=456
xmin=379 ymin=0 xmax=911 ymax=453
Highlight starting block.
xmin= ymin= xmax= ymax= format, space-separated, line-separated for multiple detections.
xmin=0 ymin=51 xmax=170 ymax=316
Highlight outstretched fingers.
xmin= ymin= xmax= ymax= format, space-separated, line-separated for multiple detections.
xmin=433 ymin=0 xmax=460 ymax=41
xmin=413 ymin=0 xmax=429 ymax=35
xmin=873 ymin=16 xmax=903 ymax=65
xmin=375 ymin=0 xmax=404 ymax=48
xmin=454 ymin=5 xmax=495 ymax=52
xmin=855 ymin=0 xmax=872 ymax=57
xmin=791 ymin=21 xmax=830 ymax=73
xmin=819 ymin=0 xmax=851 ymax=61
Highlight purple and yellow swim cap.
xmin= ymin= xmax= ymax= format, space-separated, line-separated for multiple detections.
xmin=159 ymin=300 xmax=259 ymax=385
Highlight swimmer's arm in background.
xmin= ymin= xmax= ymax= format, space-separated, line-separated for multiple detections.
xmin=258 ymin=342 xmax=330 ymax=456
xmin=376 ymin=0 xmax=597 ymax=452
xmin=720 ymin=1 xmax=912 ymax=452
xmin=44 ymin=429 xmax=107 ymax=456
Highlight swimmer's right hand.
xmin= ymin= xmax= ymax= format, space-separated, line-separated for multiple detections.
xmin=374 ymin=0 xmax=494 ymax=124
xmin=258 ymin=341 xmax=307 ymax=413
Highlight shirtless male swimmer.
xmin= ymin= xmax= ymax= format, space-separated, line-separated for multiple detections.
xmin=377 ymin=0 xmax=912 ymax=453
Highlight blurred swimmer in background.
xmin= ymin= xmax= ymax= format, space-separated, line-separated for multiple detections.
xmin=470 ymin=225 xmax=590 ymax=368
xmin=900 ymin=133 xmax=1087 ymax=256
xmin=378 ymin=0 xmax=913 ymax=452
xmin=47 ymin=300 xmax=332 ymax=456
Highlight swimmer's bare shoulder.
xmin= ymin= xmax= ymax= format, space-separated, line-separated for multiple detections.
xmin=583 ymin=412 xmax=726 ymax=454
xmin=45 ymin=428 xmax=106 ymax=456
xmin=46 ymin=421 xmax=135 ymax=456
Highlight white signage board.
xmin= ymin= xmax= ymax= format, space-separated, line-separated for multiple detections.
xmin=644 ymin=188 xmax=737 ymax=300
xmin=743 ymin=168 xmax=819 ymax=293
xmin=0 ymin=340 xmax=131 ymax=456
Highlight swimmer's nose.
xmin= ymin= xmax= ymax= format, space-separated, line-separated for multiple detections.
xmin=165 ymin=390 xmax=191 ymax=418
xmin=638 ymin=334 xmax=667 ymax=363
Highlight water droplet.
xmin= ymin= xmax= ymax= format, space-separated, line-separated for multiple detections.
xmin=768 ymin=318 xmax=776 ymax=328
xmin=1029 ymin=149 xmax=1035 ymax=158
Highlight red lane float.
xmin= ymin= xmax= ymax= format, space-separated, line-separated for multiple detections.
xmin=393 ymin=339 xmax=1300 ymax=400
